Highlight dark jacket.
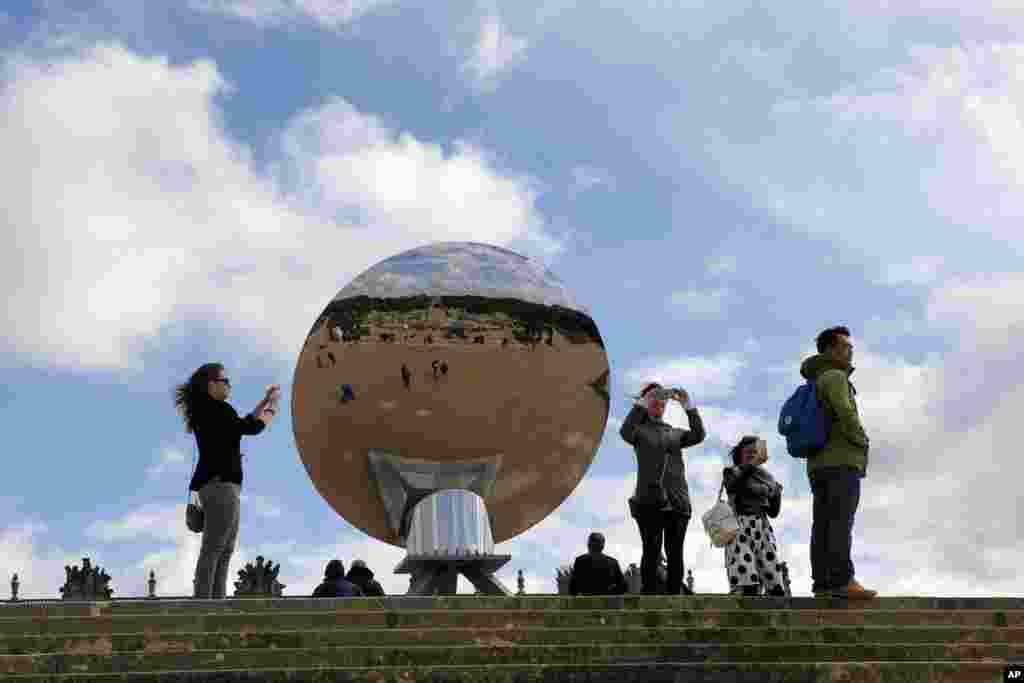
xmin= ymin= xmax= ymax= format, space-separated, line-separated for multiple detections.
xmin=312 ymin=577 xmax=363 ymax=598
xmin=619 ymin=404 xmax=706 ymax=516
xmin=569 ymin=552 xmax=627 ymax=596
xmin=346 ymin=566 xmax=385 ymax=597
xmin=800 ymin=354 xmax=869 ymax=477
xmin=189 ymin=395 xmax=265 ymax=491
xmin=723 ymin=464 xmax=782 ymax=518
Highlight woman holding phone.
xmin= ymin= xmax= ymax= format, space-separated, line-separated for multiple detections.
xmin=722 ymin=436 xmax=786 ymax=597
xmin=620 ymin=382 xmax=706 ymax=595
xmin=174 ymin=363 xmax=280 ymax=599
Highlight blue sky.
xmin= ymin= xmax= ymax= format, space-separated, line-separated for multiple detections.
xmin=2 ymin=0 xmax=1022 ymax=598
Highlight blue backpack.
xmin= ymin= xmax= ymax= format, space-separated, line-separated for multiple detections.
xmin=778 ymin=380 xmax=831 ymax=458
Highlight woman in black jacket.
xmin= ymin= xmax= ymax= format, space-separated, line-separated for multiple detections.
xmin=619 ymin=383 xmax=706 ymax=595
xmin=175 ymin=363 xmax=279 ymax=599
xmin=722 ymin=436 xmax=786 ymax=597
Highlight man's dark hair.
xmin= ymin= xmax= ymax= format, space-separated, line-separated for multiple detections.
xmin=816 ymin=326 xmax=851 ymax=353
xmin=324 ymin=559 xmax=345 ymax=581
xmin=730 ymin=435 xmax=760 ymax=467
xmin=587 ymin=532 xmax=605 ymax=553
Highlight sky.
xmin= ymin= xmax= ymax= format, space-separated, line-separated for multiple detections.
xmin=1 ymin=0 xmax=1021 ymax=599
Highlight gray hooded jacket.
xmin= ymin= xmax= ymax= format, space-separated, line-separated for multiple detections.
xmin=619 ymin=404 xmax=706 ymax=516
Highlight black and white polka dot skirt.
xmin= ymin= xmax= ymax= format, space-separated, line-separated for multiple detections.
xmin=724 ymin=513 xmax=784 ymax=594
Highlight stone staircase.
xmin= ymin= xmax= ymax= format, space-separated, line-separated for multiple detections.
xmin=0 ymin=595 xmax=1018 ymax=681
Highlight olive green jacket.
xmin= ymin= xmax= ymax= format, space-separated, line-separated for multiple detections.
xmin=799 ymin=354 xmax=869 ymax=477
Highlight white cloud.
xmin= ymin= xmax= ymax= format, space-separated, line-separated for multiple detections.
xmin=0 ymin=43 xmax=558 ymax=372
xmin=279 ymin=97 xmax=559 ymax=256
xmin=240 ymin=492 xmax=284 ymax=518
xmin=461 ymin=13 xmax=528 ymax=92
xmin=146 ymin=445 xmax=190 ymax=480
xmin=666 ymin=287 xmax=733 ymax=319
xmin=705 ymin=254 xmax=738 ymax=278
xmin=568 ymin=165 xmax=615 ymax=197
xmin=927 ymin=273 xmax=1024 ymax=335
xmin=623 ymin=352 xmax=747 ymax=402
xmin=697 ymin=41 xmax=1024 ymax=277
xmin=880 ymin=256 xmax=946 ymax=286
xmin=86 ymin=503 xmax=182 ymax=543
xmin=190 ymin=0 xmax=393 ymax=29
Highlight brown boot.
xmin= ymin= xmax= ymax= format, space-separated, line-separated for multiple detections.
xmin=834 ymin=579 xmax=877 ymax=599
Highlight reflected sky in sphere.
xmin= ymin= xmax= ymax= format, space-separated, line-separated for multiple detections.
xmin=335 ymin=242 xmax=581 ymax=310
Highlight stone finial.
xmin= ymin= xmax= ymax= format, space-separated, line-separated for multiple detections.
xmin=10 ymin=573 xmax=19 ymax=602
xmin=686 ymin=569 xmax=694 ymax=594
xmin=147 ymin=571 xmax=157 ymax=599
xmin=60 ymin=558 xmax=113 ymax=601
xmin=624 ymin=564 xmax=642 ymax=594
xmin=780 ymin=562 xmax=792 ymax=597
xmin=555 ymin=565 xmax=572 ymax=595
xmin=516 ymin=569 xmax=525 ymax=596
xmin=233 ymin=556 xmax=286 ymax=597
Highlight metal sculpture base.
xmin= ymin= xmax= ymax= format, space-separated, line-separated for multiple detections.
xmin=368 ymin=453 xmax=513 ymax=595
xmin=395 ymin=553 xmax=512 ymax=596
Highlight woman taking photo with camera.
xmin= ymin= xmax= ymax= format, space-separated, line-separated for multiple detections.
xmin=620 ymin=382 xmax=706 ymax=594
xmin=174 ymin=363 xmax=280 ymax=599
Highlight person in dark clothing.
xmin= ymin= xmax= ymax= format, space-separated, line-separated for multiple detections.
xmin=346 ymin=559 xmax=385 ymax=596
xmin=620 ymin=383 xmax=706 ymax=594
xmin=401 ymin=364 xmax=411 ymax=389
xmin=569 ymin=532 xmax=627 ymax=596
xmin=175 ymin=363 xmax=279 ymax=599
xmin=802 ymin=326 xmax=876 ymax=599
xmin=312 ymin=560 xmax=363 ymax=598
xmin=722 ymin=436 xmax=786 ymax=597
xmin=440 ymin=361 xmax=448 ymax=376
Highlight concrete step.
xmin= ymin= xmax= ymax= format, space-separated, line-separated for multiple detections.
xmin=0 ymin=661 xmax=1010 ymax=683
xmin=4 ymin=595 xmax=1023 ymax=617
xmin=2 ymin=608 xmax=1021 ymax=637
xmin=3 ymin=625 xmax=1024 ymax=655
xmin=0 ymin=641 xmax=1019 ymax=674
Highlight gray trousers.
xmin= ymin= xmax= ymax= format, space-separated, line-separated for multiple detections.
xmin=193 ymin=479 xmax=240 ymax=599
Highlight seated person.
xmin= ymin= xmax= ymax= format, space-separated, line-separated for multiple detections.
xmin=346 ymin=559 xmax=385 ymax=597
xmin=569 ymin=532 xmax=628 ymax=596
xmin=312 ymin=560 xmax=363 ymax=598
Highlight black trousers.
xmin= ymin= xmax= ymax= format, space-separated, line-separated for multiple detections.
xmin=634 ymin=506 xmax=690 ymax=594
xmin=809 ymin=465 xmax=862 ymax=591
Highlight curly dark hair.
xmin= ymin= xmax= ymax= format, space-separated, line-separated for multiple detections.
xmin=174 ymin=363 xmax=224 ymax=433
xmin=816 ymin=326 xmax=851 ymax=353
xmin=729 ymin=435 xmax=760 ymax=466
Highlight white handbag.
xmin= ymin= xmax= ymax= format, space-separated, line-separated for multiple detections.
xmin=702 ymin=482 xmax=739 ymax=548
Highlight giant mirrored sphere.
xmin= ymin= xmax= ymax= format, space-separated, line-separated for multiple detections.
xmin=291 ymin=242 xmax=610 ymax=545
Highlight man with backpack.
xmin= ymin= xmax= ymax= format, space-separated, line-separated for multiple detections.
xmin=791 ymin=326 xmax=876 ymax=599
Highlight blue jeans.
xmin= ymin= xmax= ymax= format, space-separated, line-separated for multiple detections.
xmin=809 ymin=466 xmax=862 ymax=591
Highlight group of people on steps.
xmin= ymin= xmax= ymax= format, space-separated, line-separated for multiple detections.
xmin=176 ymin=325 xmax=875 ymax=600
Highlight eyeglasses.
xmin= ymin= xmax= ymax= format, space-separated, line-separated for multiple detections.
xmin=212 ymin=378 xmax=231 ymax=387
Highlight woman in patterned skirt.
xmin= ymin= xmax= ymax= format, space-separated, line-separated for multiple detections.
xmin=722 ymin=436 xmax=786 ymax=597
